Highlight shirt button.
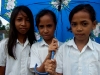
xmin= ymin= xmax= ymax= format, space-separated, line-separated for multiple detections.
xmin=78 ymin=66 xmax=82 ymax=71
xmin=78 ymin=67 xmax=82 ymax=75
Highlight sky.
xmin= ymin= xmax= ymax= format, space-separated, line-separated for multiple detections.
xmin=0 ymin=0 xmax=9 ymax=25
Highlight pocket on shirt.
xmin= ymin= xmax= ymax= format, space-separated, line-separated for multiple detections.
xmin=89 ymin=61 xmax=100 ymax=75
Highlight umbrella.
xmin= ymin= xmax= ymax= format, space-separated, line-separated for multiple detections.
xmin=1 ymin=0 xmax=100 ymax=43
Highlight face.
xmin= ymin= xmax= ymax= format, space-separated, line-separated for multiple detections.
xmin=38 ymin=14 xmax=56 ymax=42
xmin=71 ymin=11 xmax=96 ymax=41
xmin=15 ymin=11 xmax=30 ymax=35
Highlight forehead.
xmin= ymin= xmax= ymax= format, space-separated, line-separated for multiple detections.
xmin=72 ymin=11 xmax=91 ymax=22
xmin=40 ymin=14 xmax=53 ymax=19
xmin=16 ymin=10 xmax=28 ymax=18
xmin=39 ymin=14 xmax=53 ymax=22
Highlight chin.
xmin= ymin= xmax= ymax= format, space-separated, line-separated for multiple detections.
xmin=75 ymin=37 xmax=84 ymax=41
xmin=44 ymin=38 xmax=51 ymax=41
xmin=20 ymin=33 xmax=26 ymax=35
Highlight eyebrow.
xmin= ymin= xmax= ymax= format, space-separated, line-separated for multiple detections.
xmin=71 ymin=20 xmax=88 ymax=23
xmin=17 ymin=16 xmax=29 ymax=19
xmin=71 ymin=22 xmax=77 ymax=24
xmin=39 ymin=24 xmax=44 ymax=26
xmin=81 ymin=20 xmax=88 ymax=23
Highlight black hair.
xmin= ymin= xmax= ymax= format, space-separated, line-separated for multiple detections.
xmin=68 ymin=4 xmax=96 ymax=31
xmin=36 ymin=9 xmax=57 ymax=28
xmin=7 ymin=5 xmax=36 ymax=59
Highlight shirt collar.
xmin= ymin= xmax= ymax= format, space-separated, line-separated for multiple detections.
xmin=67 ymin=38 xmax=94 ymax=50
xmin=86 ymin=38 xmax=94 ymax=50
xmin=16 ymin=38 xmax=30 ymax=46
xmin=16 ymin=39 xmax=19 ymax=43
xmin=40 ymin=39 xmax=48 ymax=47
xmin=39 ymin=39 xmax=61 ymax=47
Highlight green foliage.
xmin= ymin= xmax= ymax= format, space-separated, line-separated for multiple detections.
xmin=0 ymin=25 xmax=6 ymax=30
xmin=0 ymin=23 xmax=10 ymax=38
xmin=66 ymin=38 xmax=72 ymax=42
xmin=4 ymin=23 xmax=10 ymax=38
xmin=0 ymin=20 xmax=1 ymax=23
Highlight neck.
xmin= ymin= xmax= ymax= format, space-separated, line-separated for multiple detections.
xmin=44 ymin=38 xmax=53 ymax=45
xmin=17 ymin=34 xmax=27 ymax=44
xmin=74 ymin=38 xmax=89 ymax=51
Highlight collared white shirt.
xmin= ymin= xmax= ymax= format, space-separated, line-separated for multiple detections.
xmin=30 ymin=39 xmax=62 ymax=71
xmin=56 ymin=38 xmax=100 ymax=75
xmin=0 ymin=38 xmax=34 ymax=75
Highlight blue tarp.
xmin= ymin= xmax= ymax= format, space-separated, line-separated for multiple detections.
xmin=1 ymin=0 xmax=100 ymax=42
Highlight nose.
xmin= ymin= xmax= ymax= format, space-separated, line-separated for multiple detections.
xmin=21 ymin=20 xmax=26 ymax=26
xmin=44 ymin=27 xmax=48 ymax=33
xmin=76 ymin=25 xmax=82 ymax=32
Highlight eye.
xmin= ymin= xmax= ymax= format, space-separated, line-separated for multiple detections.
xmin=39 ymin=25 xmax=44 ymax=29
xmin=71 ymin=23 xmax=77 ymax=27
xmin=47 ymin=24 xmax=52 ymax=28
xmin=16 ymin=18 xmax=22 ymax=22
xmin=82 ymin=22 xmax=88 ymax=27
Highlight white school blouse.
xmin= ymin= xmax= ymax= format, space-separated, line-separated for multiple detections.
xmin=0 ymin=38 xmax=34 ymax=75
xmin=30 ymin=39 xmax=62 ymax=71
xmin=56 ymin=38 xmax=100 ymax=75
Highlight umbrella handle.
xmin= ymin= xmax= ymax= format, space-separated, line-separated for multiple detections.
xmin=51 ymin=51 xmax=55 ymax=59
xmin=34 ymin=64 xmax=49 ymax=75
xmin=34 ymin=51 xmax=55 ymax=75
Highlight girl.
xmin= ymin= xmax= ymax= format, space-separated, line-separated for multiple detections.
xmin=30 ymin=9 xmax=62 ymax=74
xmin=0 ymin=5 xmax=36 ymax=75
xmin=44 ymin=4 xmax=100 ymax=75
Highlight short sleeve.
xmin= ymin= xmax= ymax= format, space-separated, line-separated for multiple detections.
xmin=55 ymin=45 xmax=63 ymax=74
xmin=0 ymin=39 xmax=7 ymax=66
xmin=30 ymin=44 xmax=41 ymax=72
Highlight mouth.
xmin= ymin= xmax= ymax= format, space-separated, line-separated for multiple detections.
xmin=20 ymin=28 xmax=27 ymax=31
xmin=76 ymin=34 xmax=84 ymax=37
xmin=43 ymin=35 xmax=49 ymax=36
xmin=44 ymin=35 xmax=49 ymax=37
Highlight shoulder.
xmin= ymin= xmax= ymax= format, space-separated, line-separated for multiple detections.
xmin=0 ymin=38 xmax=8 ymax=46
xmin=57 ymin=41 xmax=63 ymax=47
xmin=57 ymin=40 xmax=70 ymax=52
xmin=57 ymin=39 xmax=74 ymax=53
xmin=92 ymin=40 xmax=100 ymax=45
xmin=60 ymin=39 xmax=72 ymax=47
xmin=31 ymin=41 xmax=43 ymax=51
xmin=91 ymin=40 xmax=100 ymax=60
xmin=92 ymin=40 xmax=100 ymax=51
xmin=0 ymin=38 xmax=8 ymax=55
xmin=31 ymin=41 xmax=40 ymax=47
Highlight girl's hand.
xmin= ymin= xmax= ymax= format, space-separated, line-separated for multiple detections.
xmin=44 ymin=59 xmax=56 ymax=75
xmin=47 ymin=38 xmax=58 ymax=59
xmin=49 ymin=38 xmax=58 ymax=52
xmin=41 ymin=38 xmax=58 ymax=73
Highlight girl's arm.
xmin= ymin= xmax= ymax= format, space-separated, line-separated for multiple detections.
xmin=36 ymin=55 xmax=50 ymax=72
xmin=0 ymin=66 xmax=5 ymax=75
xmin=0 ymin=40 xmax=7 ymax=75
xmin=44 ymin=59 xmax=63 ymax=75
xmin=35 ymin=38 xmax=58 ymax=73
xmin=56 ymin=73 xmax=63 ymax=75
xmin=30 ymin=44 xmax=50 ymax=73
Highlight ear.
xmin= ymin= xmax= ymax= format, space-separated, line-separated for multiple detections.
xmin=92 ymin=20 xmax=97 ymax=30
